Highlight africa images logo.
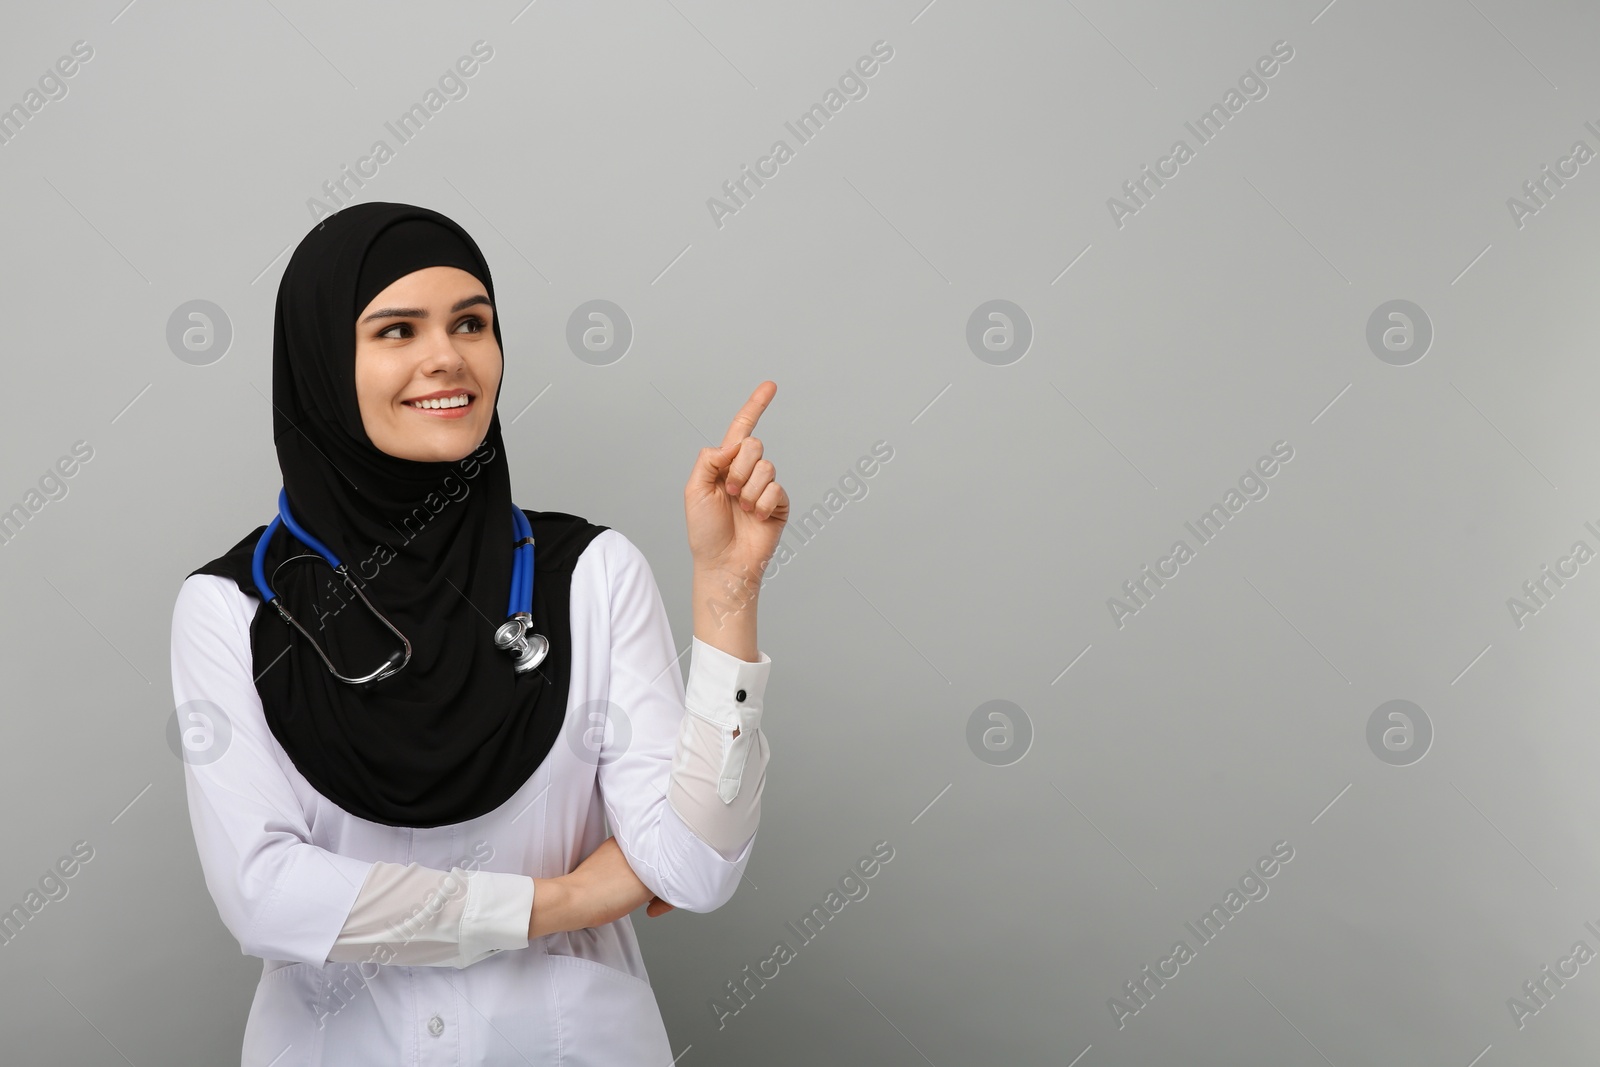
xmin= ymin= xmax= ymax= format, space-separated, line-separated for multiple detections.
xmin=1105 ymin=40 xmax=1295 ymax=229
xmin=706 ymin=41 xmax=895 ymax=230
xmin=1105 ymin=441 xmax=1294 ymax=629
xmin=1107 ymin=840 xmax=1295 ymax=1030
xmin=708 ymin=840 xmax=895 ymax=1029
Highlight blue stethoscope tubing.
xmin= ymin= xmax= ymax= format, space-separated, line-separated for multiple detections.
xmin=500 ymin=504 xmax=549 ymax=673
xmin=250 ymin=488 xmax=547 ymax=685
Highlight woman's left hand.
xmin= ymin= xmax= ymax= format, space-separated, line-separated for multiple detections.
xmin=685 ymin=381 xmax=789 ymax=579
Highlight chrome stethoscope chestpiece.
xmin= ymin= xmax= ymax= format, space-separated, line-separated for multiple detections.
xmin=493 ymin=612 xmax=549 ymax=673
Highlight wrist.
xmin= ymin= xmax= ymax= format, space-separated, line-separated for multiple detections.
xmin=528 ymin=876 xmax=572 ymax=939
xmin=692 ymin=560 xmax=763 ymax=591
xmin=692 ymin=566 xmax=762 ymax=661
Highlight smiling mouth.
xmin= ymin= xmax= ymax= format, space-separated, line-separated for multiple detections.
xmin=403 ymin=394 xmax=475 ymax=417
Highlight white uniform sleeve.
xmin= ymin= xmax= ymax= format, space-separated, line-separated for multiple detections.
xmin=669 ymin=637 xmax=771 ymax=857
xmin=172 ymin=574 xmax=533 ymax=968
xmin=325 ymin=861 xmax=533 ymax=968
xmin=171 ymin=573 xmax=374 ymax=965
xmin=593 ymin=531 xmax=772 ymax=912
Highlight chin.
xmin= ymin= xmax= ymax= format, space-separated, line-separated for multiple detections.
xmin=380 ymin=428 xmax=485 ymax=464
xmin=422 ymin=440 xmax=481 ymax=463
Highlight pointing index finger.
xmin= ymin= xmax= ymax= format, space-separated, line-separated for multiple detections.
xmin=719 ymin=380 xmax=776 ymax=449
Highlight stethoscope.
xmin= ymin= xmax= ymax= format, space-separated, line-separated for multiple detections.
xmin=250 ymin=488 xmax=548 ymax=685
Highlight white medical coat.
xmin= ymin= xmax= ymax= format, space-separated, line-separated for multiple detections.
xmin=169 ymin=527 xmax=771 ymax=1066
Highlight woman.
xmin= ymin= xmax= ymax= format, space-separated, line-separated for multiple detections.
xmin=169 ymin=202 xmax=788 ymax=1064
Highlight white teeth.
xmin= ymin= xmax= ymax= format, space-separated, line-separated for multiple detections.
xmin=408 ymin=395 xmax=470 ymax=409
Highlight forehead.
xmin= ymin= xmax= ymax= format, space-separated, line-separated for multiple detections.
xmin=359 ymin=265 xmax=487 ymax=312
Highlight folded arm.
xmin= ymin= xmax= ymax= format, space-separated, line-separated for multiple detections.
xmin=174 ymin=547 xmax=771 ymax=973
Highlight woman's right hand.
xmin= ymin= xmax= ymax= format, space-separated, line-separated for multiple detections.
xmin=529 ymin=838 xmax=676 ymax=939
xmin=566 ymin=837 xmax=660 ymax=929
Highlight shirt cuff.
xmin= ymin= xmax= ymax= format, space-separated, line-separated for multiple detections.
xmin=457 ymin=869 xmax=534 ymax=964
xmin=683 ymin=636 xmax=771 ymax=802
xmin=669 ymin=712 xmax=768 ymax=856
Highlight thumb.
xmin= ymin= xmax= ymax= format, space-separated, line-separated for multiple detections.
xmin=689 ymin=440 xmax=739 ymax=491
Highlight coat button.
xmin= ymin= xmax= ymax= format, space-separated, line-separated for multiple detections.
xmin=735 ymin=689 xmax=746 ymax=702
xmin=428 ymin=1014 xmax=444 ymax=1036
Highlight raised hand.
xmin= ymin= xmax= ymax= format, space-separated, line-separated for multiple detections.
xmin=684 ymin=381 xmax=790 ymax=580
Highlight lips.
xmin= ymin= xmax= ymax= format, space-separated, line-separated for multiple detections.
xmin=403 ymin=394 xmax=475 ymax=418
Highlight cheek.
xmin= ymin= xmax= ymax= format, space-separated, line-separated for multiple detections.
xmin=354 ymin=346 xmax=404 ymax=409
xmin=353 ymin=345 xmax=379 ymax=404
xmin=473 ymin=345 xmax=503 ymax=400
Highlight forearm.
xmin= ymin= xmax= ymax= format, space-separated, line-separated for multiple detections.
xmin=692 ymin=564 xmax=761 ymax=663
xmin=528 ymin=844 xmax=660 ymax=937
xmin=528 ymin=877 xmax=570 ymax=939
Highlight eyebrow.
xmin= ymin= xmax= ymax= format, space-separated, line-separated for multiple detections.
xmin=360 ymin=294 xmax=493 ymax=324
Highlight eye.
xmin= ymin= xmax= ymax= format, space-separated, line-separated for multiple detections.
xmin=373 ymin=314 xmax=488 ymax=341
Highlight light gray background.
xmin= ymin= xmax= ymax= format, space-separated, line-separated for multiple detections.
xmin=2 ymin=0 xmax=1597 ymax=1063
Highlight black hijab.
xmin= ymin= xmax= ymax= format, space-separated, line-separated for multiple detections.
xmin=189 ymin=202 xmax=606 ymax=828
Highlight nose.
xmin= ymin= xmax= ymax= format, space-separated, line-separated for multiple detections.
xmin=417 ymin=325 xmax=466 ymax=374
